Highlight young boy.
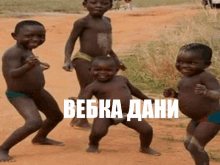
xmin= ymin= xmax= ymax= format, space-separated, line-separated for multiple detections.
xmin=72 ymin=56 xmax=160 ymax=155
xmin=124 ymin=0 xmax=132 ymax=10
xmin=63 ymin=0 xmax=126 ymax=129
xmin=163 ymin=43 xmax=220 ymax=165
xmin=0 ymin=20 xmax=63 ymax=162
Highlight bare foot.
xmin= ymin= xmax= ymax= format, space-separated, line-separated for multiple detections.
xmin=0 ymin=149 xmax=14 ymax=162
xmin=32 ymin=138 xmax=64 ymax=146
xmin=86 ymin=145 xmax=99 ymax=153
xmin=139 ymin=147 xmax=161 ymax=156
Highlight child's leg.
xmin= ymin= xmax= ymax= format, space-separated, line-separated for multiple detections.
xmin=0 ymin=97 xmax=43 ymax=161
xmin=32 ymin=89 xmax=63 ymax=145
xmin=87 ymin=117 xmax=112 ymax=152
xmin=70 ymin=58 xmax=93 ymax=129
xmin=202 ymin=0 xmax=208 ymax=8
xmin=123 ymin=118 xmax=160 ymax=155
xmin=184 ymin=120 xmax=198 ymax=150
xmin=186 ymin=121 xmax=220 ymax=165
xmin=127 ymin=2 xmax=131 ymax=10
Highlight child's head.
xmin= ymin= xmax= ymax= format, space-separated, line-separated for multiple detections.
xmin=83 ymin=0 xmax=113 ymax=17
xmin=176 ymin=43 xmax=212 ymax=76
xmin=91 ymin=56 xmax=117 ymax=82
xmin=12 ymin=20 xmax=46 ymax=50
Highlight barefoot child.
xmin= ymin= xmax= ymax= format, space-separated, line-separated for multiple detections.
xmin=70 ymin=56 xmax=160 ymax=155
xmin=63 ymin=0 xmax=126 ymax=129
xmin=0 ymin=20 xmax=64 ymax=162
xmin=163 ymin=43 xmax=220 ymax=165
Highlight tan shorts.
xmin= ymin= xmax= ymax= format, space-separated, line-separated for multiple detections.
xmin=71 ymin=51 xmax=93 ymax=62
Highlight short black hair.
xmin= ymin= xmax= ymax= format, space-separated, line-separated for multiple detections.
xmin=91 ymin=56 xmax=116 ymax=68
xmin=14 ymin=20 xmax=44 ymax=34
xmin=84 ymin=0 xmax=113 ymax=4
xmin=178 ymin=43 xmax=212 ymax=62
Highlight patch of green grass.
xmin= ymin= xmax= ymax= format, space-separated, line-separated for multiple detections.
xmin=123 ymin=9 xmax=220 ymax=93
xmin=122 ymin=44 xmax=180 ymax=93
xmin=0 ymin=0 xmax=83 ymax=14
xmin=162 ymin=123 xmax=186 ymax=128
xmin=122 ymin=54 xmax=167 ymax=91
xmin=132 ymin=0 xmax=200 ymax=8
xmin=208 ymin=150 xmax=220 ymax=162
xmin=178 ymin=123 xmax=186 ymax=128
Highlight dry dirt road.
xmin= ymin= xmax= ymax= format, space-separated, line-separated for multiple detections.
xmin=0 ymin=5 xmax=219 ymax=165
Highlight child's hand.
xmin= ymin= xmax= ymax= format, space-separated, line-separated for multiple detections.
xmin=163 ymin=88 xmax=177 ymax=98
xmin=63 ymin=60 xmax=74 ymax=72
xmin=118 ymin=61 xmax=127 ymax=71
xmin=40 ymin=62 xmax=50 ymax=70
xmin=26 ymin=56 xmax=40 ymax=67
xmin=195 ymin=84 xmax=207 ymax=95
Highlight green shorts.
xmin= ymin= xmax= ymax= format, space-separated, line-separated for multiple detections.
xmin=208 ymin=111 xmax=220 ymax=125
xmin=5 ymin=90 xmax=30 ymax=100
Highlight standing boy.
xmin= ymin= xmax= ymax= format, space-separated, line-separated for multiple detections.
xmin=71 ymin=56 xmax=160 ymax=155
xmin=0 ymin=20 xmax=63 ymax=162
xmin=164 ymin=43 xmax=220 ymax=165
xmin=63 ymin=0 xmax=126 ymax=129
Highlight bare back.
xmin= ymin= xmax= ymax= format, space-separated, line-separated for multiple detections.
xmin=2 ymin=45 xmax=45 ymax=95
xmin=178 ymin=70 xmax=219 ymax=120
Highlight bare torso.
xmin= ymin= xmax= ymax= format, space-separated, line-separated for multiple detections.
xmin=178 ymin=71 xmax=219 ymax=120
xmin=79 ymin=15 xmax=112 ymax=57
xmin=87 ymin=76 xmax=132 ymax=113
xmin=2 ymin=45 xmax=45 ymax=95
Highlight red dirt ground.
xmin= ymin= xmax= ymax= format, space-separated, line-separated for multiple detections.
xmin=0 ymin=5 xmax=219 ymax=165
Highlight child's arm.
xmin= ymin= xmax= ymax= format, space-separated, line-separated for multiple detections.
xmin=163 ymin=88 xmax=178 ymax=98
xmin=7 ymin=54 xmax=38 ymax=78
xmin=195 ymin=84 xmax=220 ymax=99
xmin=125 ymin=77 xmax=154 ymax=102
xmin=194 ymin=72 xmax=220 ymax=99
xmin=75 ymin=85 xmax=94 ymax=108
xmin=69 ymin=85 xmax=94 ymax=107
xmin=109 ymin=50 xmax=127 ymax=71
xmin=105 ymin=17 xmax=126 ymax=71
xmin=63 ymin=19 xmax=85 ymax=72
xmin=78 ymin=85 xmax=94 ymax=100
xmin=195 ymin=74 xmax=220 ymax=99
